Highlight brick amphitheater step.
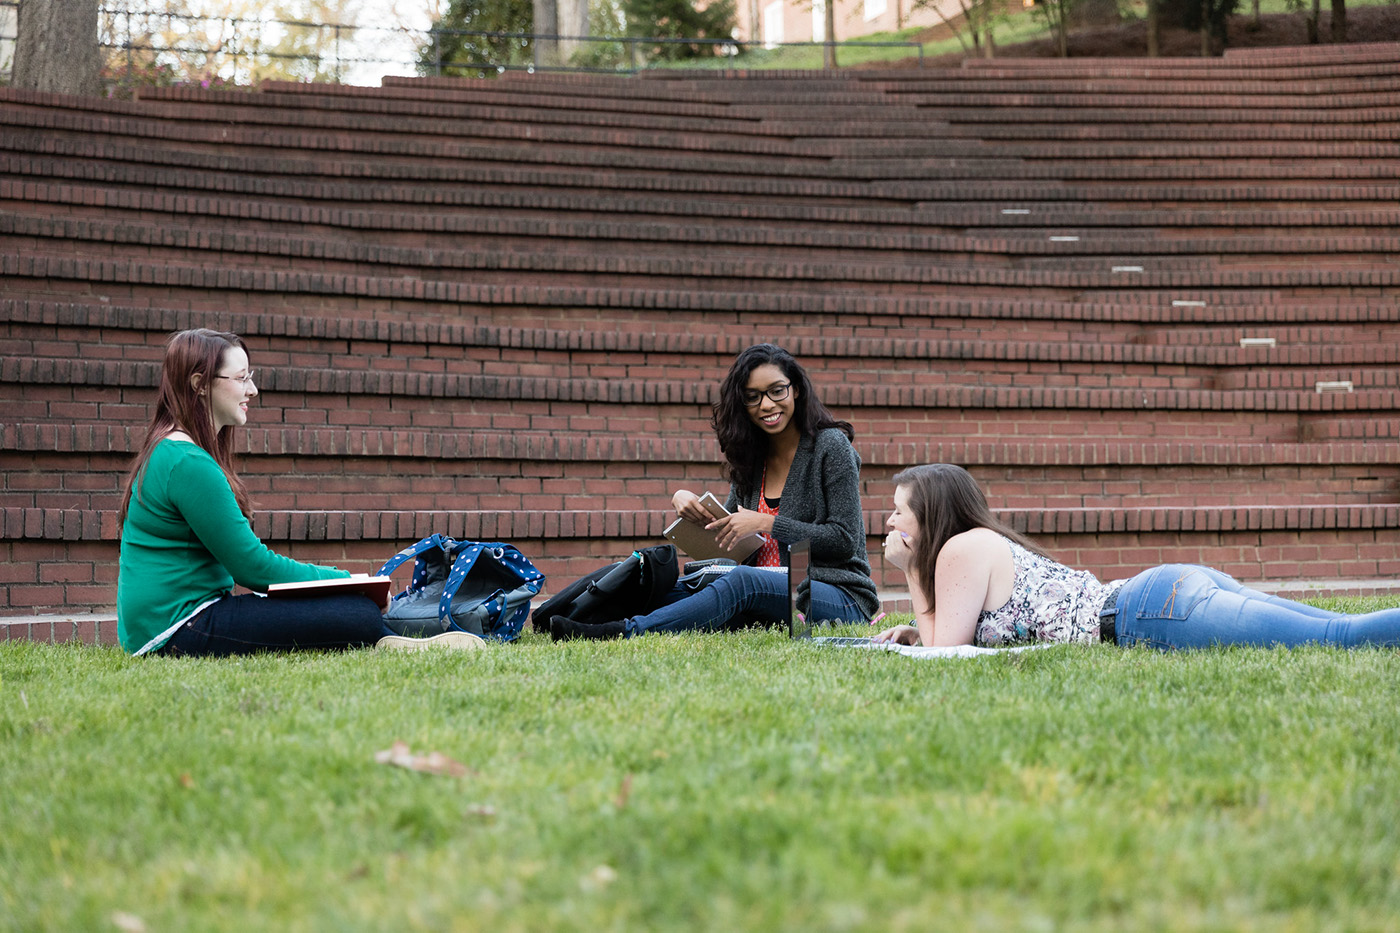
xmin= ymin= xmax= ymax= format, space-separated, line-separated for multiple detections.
xmin=3 ymin=42 xmax=1399 ymax=628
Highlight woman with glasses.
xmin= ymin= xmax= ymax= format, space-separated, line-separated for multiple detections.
xmin=551 ymin=343 xmax=878 ymax=639
xmin=117 ymin=329 xmax=472 ymax=656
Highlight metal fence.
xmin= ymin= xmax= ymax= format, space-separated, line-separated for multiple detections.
xmin=0 ymin=2 xmax=923 ymax=89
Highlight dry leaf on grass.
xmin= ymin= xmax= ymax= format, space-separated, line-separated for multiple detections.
xmin=614 ymin=773 xmax=633 ymax=809
xmin=580 ymin=864 xmax=618 ymax=891
xmin=110 ymin=911 xmax=146 ymax=932
xmin=374 ymin=740 xmax=474 ymax=778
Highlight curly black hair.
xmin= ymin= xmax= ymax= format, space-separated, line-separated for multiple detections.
xmin=711 ymin=344 xmax=853 ymax=499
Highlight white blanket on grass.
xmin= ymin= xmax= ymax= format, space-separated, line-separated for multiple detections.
xmin=811 ymin=638 xmax=1057 ymax=659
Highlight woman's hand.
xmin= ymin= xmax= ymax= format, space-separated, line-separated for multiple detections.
xmin=871 ymin=624 xmax=920 ymax=645
xmin=882 ymin=528 xmax=913 ymax=571
xmin=709 ymin=507 xmax=774 ymax=551
xmin=672 ymin=489 xmax=713 ymax=525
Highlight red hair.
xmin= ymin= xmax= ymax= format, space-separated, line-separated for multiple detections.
xmin=120 ymin=329 xmax=251 ymax=525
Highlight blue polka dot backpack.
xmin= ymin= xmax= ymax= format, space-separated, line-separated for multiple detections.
xmin=376 ymin=535 xmax=545 ymax=642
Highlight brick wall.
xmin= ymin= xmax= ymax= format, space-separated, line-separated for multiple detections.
xmin=3 ymin=43 xmax=1399 ymax=625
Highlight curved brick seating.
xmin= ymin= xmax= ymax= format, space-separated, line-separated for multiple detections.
xmin=3 ymin=41 xmax=1400 ymax=636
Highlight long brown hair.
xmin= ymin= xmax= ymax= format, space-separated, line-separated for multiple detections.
xmin=892 ymin=464 xmax=1049 ymax=610
xmin=119 ymin=329 xmax=251 ymax=525
xmin=712 ymin=344 xmax=853 ymax=499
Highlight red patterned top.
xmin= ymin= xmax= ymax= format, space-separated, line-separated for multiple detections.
xmin=754 ymin=472 xmax=781 ymax=568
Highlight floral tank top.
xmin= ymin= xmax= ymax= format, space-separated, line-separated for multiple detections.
xmin=975 ymin=536 xmax=1118 ymax=646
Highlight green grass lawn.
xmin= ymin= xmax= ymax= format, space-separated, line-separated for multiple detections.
xmin=4 ymin=602 xmax=1400 ymax=930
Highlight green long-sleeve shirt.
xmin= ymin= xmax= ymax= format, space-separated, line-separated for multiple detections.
xmin=117 ymin=439 xmax=348 ymax=654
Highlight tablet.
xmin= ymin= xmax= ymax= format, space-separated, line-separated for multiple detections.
xmin=662 ymin=492 xmax=764 ymax=561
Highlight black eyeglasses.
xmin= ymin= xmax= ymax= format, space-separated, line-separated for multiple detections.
xmin=215 ymin=371 xmax=256 ymax=387
xmin=742 ymin=382 xmax=792 ymax=407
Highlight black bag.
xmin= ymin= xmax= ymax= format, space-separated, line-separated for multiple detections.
xmin=532 ymin=544 xmax=679 ymax=632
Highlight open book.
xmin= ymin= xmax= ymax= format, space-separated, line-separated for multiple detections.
xmin=267 ymin=574 xmax=393 ymax=605
xmin=663 ymin=491 xmax=766 ymax=562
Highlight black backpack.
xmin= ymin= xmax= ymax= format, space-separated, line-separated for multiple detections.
xmin=532 ymin=544 xmax=679 ymax=632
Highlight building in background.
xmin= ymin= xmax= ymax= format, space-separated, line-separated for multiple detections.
xmin=731 ymin=0 xmax=967 ymax=47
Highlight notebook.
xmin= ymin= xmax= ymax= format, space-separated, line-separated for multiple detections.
xmin=663 ymin=491 xmax=764 ymax=562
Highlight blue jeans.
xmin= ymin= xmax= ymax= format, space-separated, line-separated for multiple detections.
xmin=1113 ymin=564 xmax=1400 ymax=651
xmin=624 ymin=566 xmax=866 ymax=637
xmin=162 ymin=592 xmax=391 ymax=657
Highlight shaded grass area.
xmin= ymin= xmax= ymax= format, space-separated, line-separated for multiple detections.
xmin=4 ymin=605 xmax=1400 ymax=930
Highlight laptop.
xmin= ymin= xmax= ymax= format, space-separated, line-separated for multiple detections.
xmin=788 ymin=538 xmax=811 ymax=639
xmin=788 ymin=539 xmax=876 ymax=646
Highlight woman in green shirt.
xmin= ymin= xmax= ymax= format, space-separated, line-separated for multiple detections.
xmin=118 ymin=329 xmax=459 ymax=655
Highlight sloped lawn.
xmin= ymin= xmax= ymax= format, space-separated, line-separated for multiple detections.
xmin=3 ymin=604 xmax=1399 ymax=931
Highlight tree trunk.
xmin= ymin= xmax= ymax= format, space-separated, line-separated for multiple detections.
xmin=557 ymin=0 xmax=589 ymax=63
xmin=823 ymin=0 xmax=837 ymax=68
xmin=1307 ymin=0 xmax=1319 ymax=43
xmin=534 ymin=0 xmax=560 ymax=66
xmin=1200 ymin=0 xmax=1210 ymax=55
xmin=1330 ymin=0 xmax=1346 ymax=41
xmin=1147 ymin=0 xmax=1159 ymax=56
xmin=984 ymin=23 xmax=996 ymax=58
xmin=14 ymin=0 xmax=100 ymax=96
xmin=1252 ymin=0 xmax=1260 ymax=28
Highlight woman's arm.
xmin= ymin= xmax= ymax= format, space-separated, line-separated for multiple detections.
xmin=922 ymin=539 xmax=989 ymax=646
xmin=875 ymin=531 xmax=994 ymax=647
xmin=765 ymin=436 xmax=864 ymax=562
xmin=169 ymin=452 xmax=347 ymax=590
xmin=672 ymin=489 xmax=716 ymax=525
xmin=873 ymin=530 xmax=922 ymax=645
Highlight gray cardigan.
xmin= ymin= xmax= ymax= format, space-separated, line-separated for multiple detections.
xmin=724 ymin=427 xmax=879 ymax=619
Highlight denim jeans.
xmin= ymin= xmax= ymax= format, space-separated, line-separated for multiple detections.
xmin=624 ymin=566 xmax=866 ymax=637
xmin=162 ymin=592 xmax=391 ymax=657
xmin=1113 ymin=564 xmax=1400 ymax=651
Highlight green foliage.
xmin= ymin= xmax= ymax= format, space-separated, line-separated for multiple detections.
xmin=1026 ymin=0 xmax=1082 ymax=55
xmin=421 ymin=0 xmax=535 ymax=75
xmin=569 ymin=0 xmax=630 ymax=70
xmin=623 ymin=0 xmax=737 ymax=61
xmin=98 ymin=0 xmax=364 ymax=87
xmin=912 ymin=0 xmax=1009 ymax=54
xmin=263 ymin=0 xmax=365 ymax=82
xmin=5 ymin=621 xmax=1400 ymax=930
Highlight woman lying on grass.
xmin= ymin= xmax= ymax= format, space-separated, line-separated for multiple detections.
xmin=117 ymin=328 xmax=477 ymax=656
xmin=552 ymin=343 xmax=878 ymax=640
xmin=874 ymin=463 xmax=1400 ymax=651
